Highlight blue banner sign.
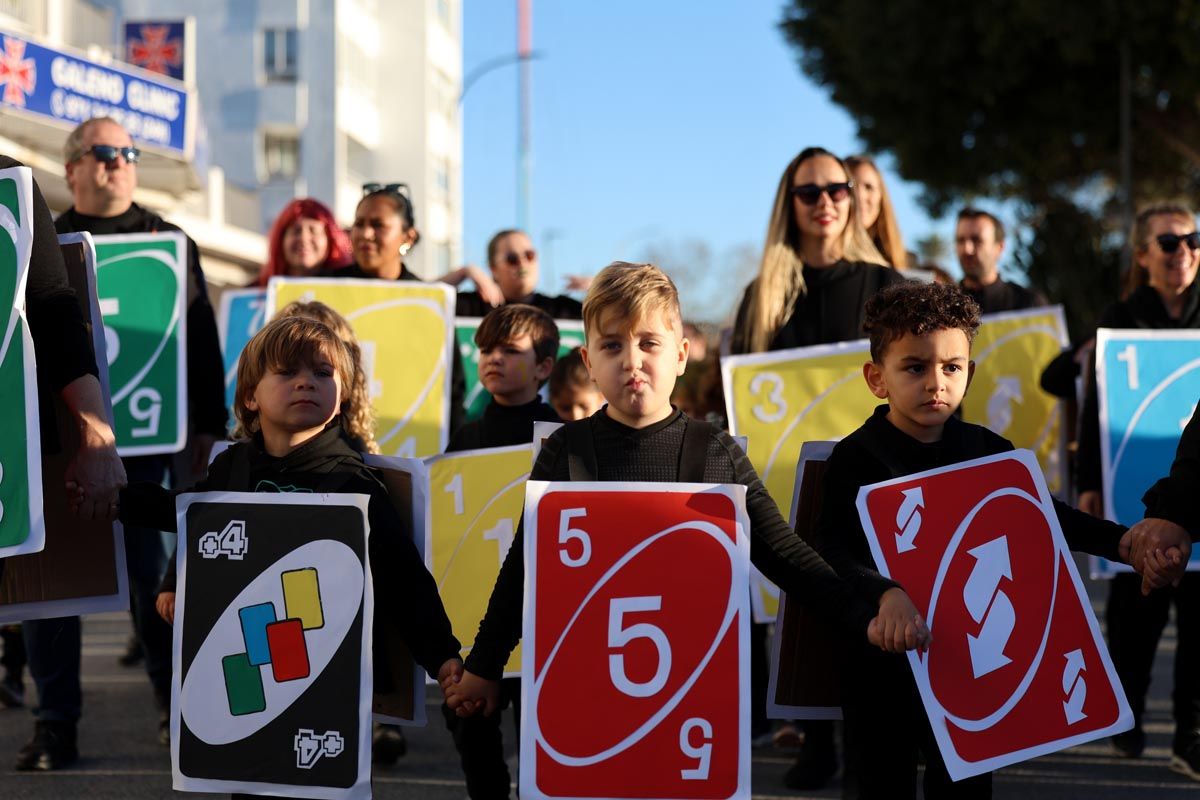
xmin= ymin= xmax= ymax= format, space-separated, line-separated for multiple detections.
xmin=0 ymin=29 xmax=192 ymax=157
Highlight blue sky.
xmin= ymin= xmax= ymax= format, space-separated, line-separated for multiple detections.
xmin=461 ymin=2 xmax=953 ymax=320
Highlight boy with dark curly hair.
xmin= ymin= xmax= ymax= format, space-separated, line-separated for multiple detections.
xmin=821 ymin=281 xmax=1133 ymax=798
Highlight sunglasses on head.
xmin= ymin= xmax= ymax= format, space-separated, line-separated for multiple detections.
xmin=362 ymin=182 xmax=411 ymax=199
xmin=502 ymin=249 xmax=537 ymax=267
xmin=83 ymin=145 xmax=140 ymax=164
xmin=791 ymin=181 xmax=854 ymax=205
xmin=1156 ymin=232 xmax=1200 ymax=253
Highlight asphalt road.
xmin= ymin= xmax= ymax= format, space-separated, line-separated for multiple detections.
xmin=1 ymin=576 xmax=1198 ymax=799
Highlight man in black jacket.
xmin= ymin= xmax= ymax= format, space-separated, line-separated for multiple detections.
xmin=21 ymin=117 xmax=228 ymax=765
xmin=955 ymin=208 xmax=1046 ymax=314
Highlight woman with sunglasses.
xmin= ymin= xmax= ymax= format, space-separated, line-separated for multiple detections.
xmin=455 ymin=229 xmax=583 ymax=320
xmin=1073 ymin=202 xmax=1200 ymax=776
xmin=731 ymin=147 xmax=904 ymax=792
xmin=256 ymin=198 xmax=353 ymax=286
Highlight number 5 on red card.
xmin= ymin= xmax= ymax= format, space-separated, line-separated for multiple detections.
xmin=521 ymin=482 xmax=752 ymax=800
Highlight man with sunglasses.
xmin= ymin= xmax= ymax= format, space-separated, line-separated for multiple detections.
xmin=955 ymin=207 xmax=1046 ymax=314
xmin=14 ymin=117 xmax=228 ymax=769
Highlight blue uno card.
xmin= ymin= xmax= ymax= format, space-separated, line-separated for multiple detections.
xmin=217 ymin=289 xmax=268 ymax=433
xmin=1094 ymin=329 xmax=1200 ymax=576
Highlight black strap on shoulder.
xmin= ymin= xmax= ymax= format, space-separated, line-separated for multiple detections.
xmin=679 ymin=418 xmax=713 ymax=483
xmin=564 ymin=419 xmax=598 ymax=481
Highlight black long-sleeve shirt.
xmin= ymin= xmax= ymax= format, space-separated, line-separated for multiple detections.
xmin=1143 ymin=404 xmax=1200 ymax=535
xmin=1076 ymin=283 xmax=1200 ymax=494
xmin=731 ymin=260 xmax=907 ymax=354
xmin=822 ymin=406 xmax=1127 ymax=602
xmin=120 ymin=425 xmax=460 ymax=681
xmin=55 ymin=203 xmax=229 ymax=438
xmin=0 ymin=156 xmax=98 ymax=449
xmin=462 ymin=409 xmax=880 ymax=680
xmin=960 ymin=278 xmax=1046 ymax=315
xmin=455 ymin=290 xmax=582 ymax=320
xmin=447 ymin=397 xmax=560 ymax=452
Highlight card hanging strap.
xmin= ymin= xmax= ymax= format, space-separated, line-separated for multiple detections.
xmin=679 ymin=418 xmax=712 ymax=483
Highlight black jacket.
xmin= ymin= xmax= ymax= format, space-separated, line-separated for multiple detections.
xmin=1143 ymin=404 xmax=1200 ymax=535
xmin=447 ymin=397 xmax=560 ymax=452
xmin=55 ymin=203 xmax=229 ymax=439
xmin=455 ymin=290 xmax=582 ymax=320
xmin=961 ymin=278 xmax=1046 ymax=316
xmin=119 ymin=425 xmax=460 ymax=680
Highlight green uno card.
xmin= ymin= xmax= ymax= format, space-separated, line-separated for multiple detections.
xmin=0 ymin=166 xmax=44 ymax=557
xmin=94 ymin=233 xmax=187 ymax=455
xmin=456 ymin=317 xmax=585 ymax=421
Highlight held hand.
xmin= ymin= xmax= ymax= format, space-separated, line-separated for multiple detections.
xmin=468 ymin=266 xmax=505 ymax=308
xmin=190 ymin=433 xmax=218 ymax=480
xmin=1127 ymin=518 xmax=1191 ymax=574
xmin=445 ymin=670 xmax=500 ymax=717
xmin=437 ymin=658 xmax=464 ymax=693
xmin=869 ymin=588 xmax=932 ymax=654
xmin=1138 ymin=547 xmax=1186 ymax=595
xmin=65 ymin=416 xmax=126 ymax=521
xmin=1076 ymin=490 xmax=1103 ymax=519
xmin=156 ymin=592 xmax=176 ymax=625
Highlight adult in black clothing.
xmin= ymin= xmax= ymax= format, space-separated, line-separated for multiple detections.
xmin=37 ymin=118 xmax=228 ymax=752
xmin=1074 ymin=203 xmax=1200 ymax=774
xmin=455 ymin=229 xmax=583 ymax=320
xmin=330 ymin=186 xmax=467 ymax=438
xmin=0 ymin=155 xmax=126 ymax=771
xmin=955 ymin=208 xmax=1046 ymax=314
xmin=731 ymin=146 xmax=905 ymax=789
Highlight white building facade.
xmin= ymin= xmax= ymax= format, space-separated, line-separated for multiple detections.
xmin=97 ymin=0 xmax=464 ymax=279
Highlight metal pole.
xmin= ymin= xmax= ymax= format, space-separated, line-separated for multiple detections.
xmin=517 ymin=0 xmax=532 ymax=231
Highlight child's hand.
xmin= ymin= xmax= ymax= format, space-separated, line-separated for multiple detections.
xmin=445 ymin=669 xmax=500 ymax=718
xmin=437 ymin=658 xmax=464 ymax=692
xmin=1138 ymin=547 xmax=1187 ymax=595
xmin=868 ymin=587 xmax=932 ymax=653
xmin=156 ymin=592 xmax=176 ymax=625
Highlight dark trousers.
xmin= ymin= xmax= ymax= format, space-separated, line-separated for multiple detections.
xmin=1106 ymin=572 xmax=1200 ymax=750
xmin=442 ymin=676 xmax=522 ymax=799
xmin=123 ymin=456 xmax=173 ymax=704
xmin=22 ymin=616 xmax=82 ymax=722
xmin=841 ymin=650 xmax=991 ymax=800
xmin=1 ymin=623 xmax=26 ymax=682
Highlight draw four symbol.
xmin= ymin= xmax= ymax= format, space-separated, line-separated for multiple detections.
xmin=964 ymin=536 xmax=1014 ymax=679
xmin=894 ymin=487 xmax=924 ymax=553
xmin=294 ymin=729 xmax=344 ymax=769
xmin=199 ymin=520 xmax=248 ymax=560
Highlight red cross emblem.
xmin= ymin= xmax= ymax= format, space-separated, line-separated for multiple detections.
xmin=0 ymin=37 xmax=36 ymax=108
xmin=127 ymin=25 xmax=182 ymax=75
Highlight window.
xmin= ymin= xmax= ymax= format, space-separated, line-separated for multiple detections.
xmin=263 ymin=132 xmax=300 ymax=179
xmin=264 ymin=28 xmax=298 ymax=81
xmin=433 ymin=158 xmax=451 ymax=197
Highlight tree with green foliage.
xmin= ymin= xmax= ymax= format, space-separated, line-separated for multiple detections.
xmin=779 ymin=0 xmax=1200 ymax=335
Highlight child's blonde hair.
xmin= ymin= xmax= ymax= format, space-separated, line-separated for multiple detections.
xmin=582 ymin=262 xmax=682 ymax=339
xmin=273 ymin=300 xmax=379 ymax=453
xmin=232 ymin=315 xmax=356 ymax=440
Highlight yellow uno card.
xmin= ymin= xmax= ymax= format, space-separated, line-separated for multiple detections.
xmin=267 ymin=277 xmax=455 ymax=457
xmin=281 ymin=568 xmax=324 ymax=630
xmin=428 ymin=445 xmax=532 ymax=676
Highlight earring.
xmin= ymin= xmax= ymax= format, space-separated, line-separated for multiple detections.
xmin=399 ymin=243 xmax=411 ymax=257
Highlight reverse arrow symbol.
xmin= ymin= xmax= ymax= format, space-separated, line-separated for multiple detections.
xmin=894 ymin=487 xmax=924 ymax=553
xmin=986 ymin=376 xmax=1024 ymax=434
xmin=1062 ymin=649 xmax=1088 ymax=725
xmin=964 ymin=536 xmax=1014 ymax=679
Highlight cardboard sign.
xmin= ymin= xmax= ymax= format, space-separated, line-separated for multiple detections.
xmin=0 ymin=166 xmax=42 ymax=558
xmin=856 ymin=450 xmax=1132 ymax=781
xmin=766 ymin=441 xmax=841 ymax=720
xmin=94 ymin=232 xmax=188 ymax=456
xmin=959 ymin=307 xmax=1069 ymax=495
xmin=172 ymin=492 xmax=372 ymax=799
xmin=1093 ymin=329 xmax=1200 ymax=576
xmin=216 ymin=287 xmax=267 ymax=434
xmin=268 ymin=277 xmax=454 ymax=457
xmin=428 ymin=445 xmax=532 ymax=676
xmin=0 ymin=232 xmax=129 ymax=623
xmin=457 ymin=317 xmax=585 ymax=421
xmin=521 ymin=482 xmax=751 ymax=800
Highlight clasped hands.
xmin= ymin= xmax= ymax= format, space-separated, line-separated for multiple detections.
xmin=1119 ymin=518 xmax=1192 ymax=595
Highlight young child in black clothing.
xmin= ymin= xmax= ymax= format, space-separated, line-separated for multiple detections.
xmin=449 ymin=304 xmax=562 ymax=452
xmin=819 ymin=281 xmax=1138 ymax=799
xmin=84 ymin=316 xmax=463 ymax=797
xmin=547 ymin=346 xmax=605 ymax=421
xmin=445 ymin=261 xmax=926 ymax=721
xmin=442 ymin=303 xmax=560 ymax=799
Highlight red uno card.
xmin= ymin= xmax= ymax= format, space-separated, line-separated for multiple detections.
xmin=856 ymin=450 xmax=1133 ymax=780
xmin=521 ymin=482 xmax=751 ymax=800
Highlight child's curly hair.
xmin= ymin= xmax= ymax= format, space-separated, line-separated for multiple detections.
xmin=272 ymin=300 xmax=379 ymax=453
xmin=863 ymin=282 xmax=982 ymax=362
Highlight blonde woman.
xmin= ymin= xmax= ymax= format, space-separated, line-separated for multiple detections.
xmin=845 ymin=154 xmax=912 ymax=269
xmin=732 ymin=147 xmax=906 ymax=791
xmin=732 ymin=147 xmax=905 ymax=355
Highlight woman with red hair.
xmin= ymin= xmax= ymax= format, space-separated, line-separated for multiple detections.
xmin=257 ymin=198 xmax=353 ymax=286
